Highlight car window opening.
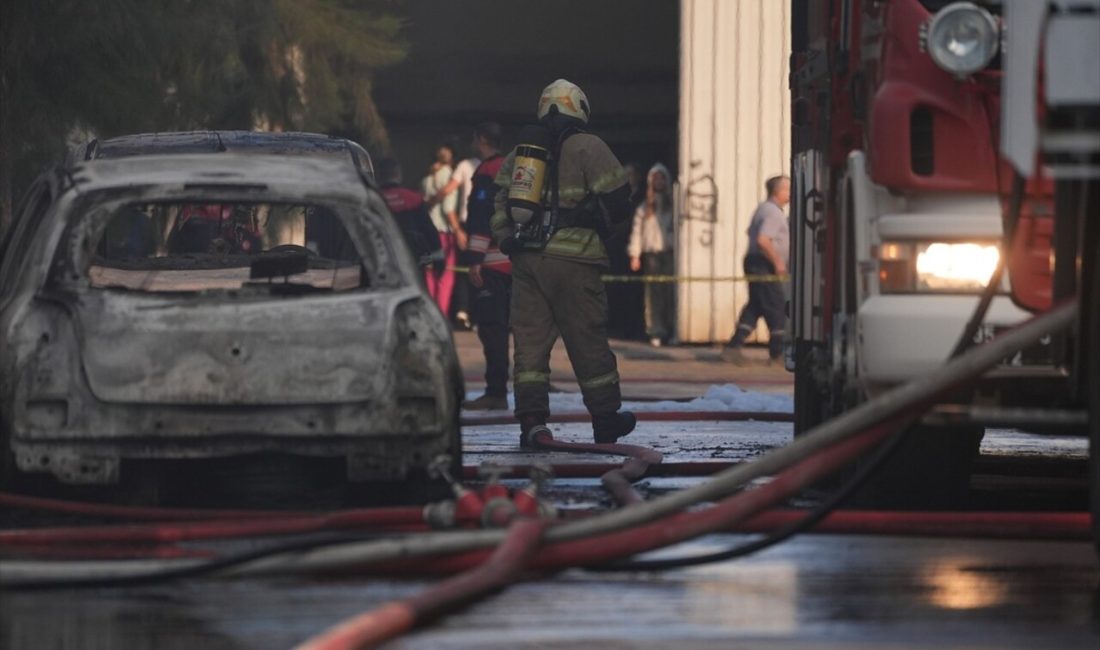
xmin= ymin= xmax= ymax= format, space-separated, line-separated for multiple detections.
xmin=89 ymin=201 xmax=369 ymax=294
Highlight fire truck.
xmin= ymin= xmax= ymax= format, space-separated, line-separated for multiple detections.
xmin=788 ymin=0 xmax=1099 ymax=517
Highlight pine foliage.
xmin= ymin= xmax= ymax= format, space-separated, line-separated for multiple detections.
xmin=0 ymin=0 xmax=408 ymax=234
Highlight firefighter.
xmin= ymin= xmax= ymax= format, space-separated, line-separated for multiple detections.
xmin=491 ymin=79 xmax=637 ymax=445
xmin=461 ymin=122 xmax=511 ymax=411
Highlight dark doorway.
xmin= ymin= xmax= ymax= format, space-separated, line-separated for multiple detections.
xmin=374 ymin=0 xmax=679 ymax=340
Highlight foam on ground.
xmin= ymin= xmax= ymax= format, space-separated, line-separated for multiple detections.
xmin=464 ymin=383 xmax=793 ymax=415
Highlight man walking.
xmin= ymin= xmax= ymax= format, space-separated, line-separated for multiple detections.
xmin=722 ymin=175 xmax=790 ymax=364
xmin=460 ymin=123 xmax=511 ymax=411
xmin=491 ymin=79 xmax=637 ymax=445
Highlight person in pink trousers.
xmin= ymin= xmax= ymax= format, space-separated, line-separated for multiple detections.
xmin=421 ymin=143 xmax=467 ymax=315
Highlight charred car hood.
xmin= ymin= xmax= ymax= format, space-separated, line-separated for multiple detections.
xmin=76 ymin=290 xmax=412 ymax=405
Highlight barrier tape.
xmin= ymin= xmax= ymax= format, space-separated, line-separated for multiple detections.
xmin=445 ymin=266 xmax=788 ymax=284
xmin=598 ymin=274 xmax=789 ymax=284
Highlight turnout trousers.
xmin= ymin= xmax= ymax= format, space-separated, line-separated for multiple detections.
xmin=511 ymin=253 xmax=622 ymax=419
xmin=473 ymin=268 xmax=512 ymax=398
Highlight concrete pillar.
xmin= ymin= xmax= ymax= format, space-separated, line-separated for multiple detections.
xmin=677 ymin=0 xmax=791 ymax=343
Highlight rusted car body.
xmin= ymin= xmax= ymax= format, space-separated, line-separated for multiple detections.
xmin=0 ymin=154 xmax=461 ymax=486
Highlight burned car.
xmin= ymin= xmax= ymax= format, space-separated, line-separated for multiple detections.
xmin=0 ymin=154 xmax=462 ymax=489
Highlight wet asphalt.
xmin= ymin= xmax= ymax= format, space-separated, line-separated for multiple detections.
xmin=2 ymin=420 xmax=1097 ymax=649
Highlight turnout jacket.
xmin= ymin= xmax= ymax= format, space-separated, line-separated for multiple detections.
xmin=490 ymin=132 xmax=632 ymax=267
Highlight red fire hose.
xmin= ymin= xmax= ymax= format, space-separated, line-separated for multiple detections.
xmin=0 ymin=490 xmax=311 ymax=521
xmin=293 ymin=519 xmax=546 ymax=650
xmin=0 ymin=507 xmax=436 ymax=547
xmin=353 ymin=417 xmax=898 ymax=577
xmin=526 ymin=429 xmax=663 ymax=506
xmin=3 ymin=502 xmax=1090 ymax=558
xmin=4 ymin=544 xmax=213 ymax=560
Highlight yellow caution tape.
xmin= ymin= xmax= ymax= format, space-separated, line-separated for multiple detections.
xmin=446 ymin=266 xmax=787 ymax=283
xmin=599 ymin=274 xmax=789 ymax=284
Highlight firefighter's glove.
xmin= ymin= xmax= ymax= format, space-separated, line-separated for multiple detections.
xmin=499 ymin=237 xmax=520 ymax=257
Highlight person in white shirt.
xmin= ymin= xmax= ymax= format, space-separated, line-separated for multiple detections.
xmin=628 ymin=163 xmax=676 ymax=347
xmin=421 ymin=144 xmax=464 ymax=316
xmin=429 ymin=129 xmax=489 ymax=328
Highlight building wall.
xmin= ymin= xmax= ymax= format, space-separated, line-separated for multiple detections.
xmin=677 ymin=0 xmax=792 ymax=342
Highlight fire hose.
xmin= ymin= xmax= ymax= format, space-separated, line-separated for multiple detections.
xmin=524 ymin=432 xmax=663 ymax=506
xmin=0 ymin=509 xmax=434 ymax=547
xmin=293 ymin=519 xmax=546 ymax=650
xmin=0 ymin=490 xmax=312 ymax=521
xmin=2 ymin=300 xmax=1076 ymax=590
xmin=282 ymin=420 xmax=897 ymax=650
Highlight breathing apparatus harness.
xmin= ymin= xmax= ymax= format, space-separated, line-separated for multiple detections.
xmin=508 ymin=119 xmax=608 ymax=252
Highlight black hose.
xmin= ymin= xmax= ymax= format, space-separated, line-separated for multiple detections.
xmin=3 ymin=532 xmax=372 ymax=591
xmin=587 ymin=423 xmax=912 ymax=571
xmin=949 ymin=172 xmax=1026 ymax=357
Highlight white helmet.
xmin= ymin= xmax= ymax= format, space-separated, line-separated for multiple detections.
xmin=537 ymin=79 xmax=591 ymax=124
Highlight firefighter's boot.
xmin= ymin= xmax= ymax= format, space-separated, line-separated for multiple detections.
xmin=593 ymin=411 xmax=637 ymax=444
xmin=519 ymin=414 xmax=549 ymax=449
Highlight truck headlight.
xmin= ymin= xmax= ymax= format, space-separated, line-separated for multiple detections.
xmin=916 ymin=242 xmax=1000 ymax=290
xmin=923 ymin=2 xmax=999 ymax=76
xmin=879 ymin=241 xmax=1000 ymax=293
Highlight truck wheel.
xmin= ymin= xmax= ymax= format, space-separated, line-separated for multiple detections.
xmin=0 ymin=426 xmax=16 ymax=490
xmin=852 ymin=424 xmax=984 ymax=509
xmin=793 ymin=340 xmax=824 ymax=436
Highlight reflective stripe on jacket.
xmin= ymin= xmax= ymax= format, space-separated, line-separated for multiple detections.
xmin=492 ymin=132 xmax=628 ymax=266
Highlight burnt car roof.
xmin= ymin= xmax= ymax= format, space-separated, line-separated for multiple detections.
xmin=69 ymin=153 xmax=372 ymax=202
xmin=72 ymin=130 xmax=375 ymax=180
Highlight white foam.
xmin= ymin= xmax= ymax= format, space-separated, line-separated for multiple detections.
xmin=464 ymin=383 xmax=793 ymax=415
